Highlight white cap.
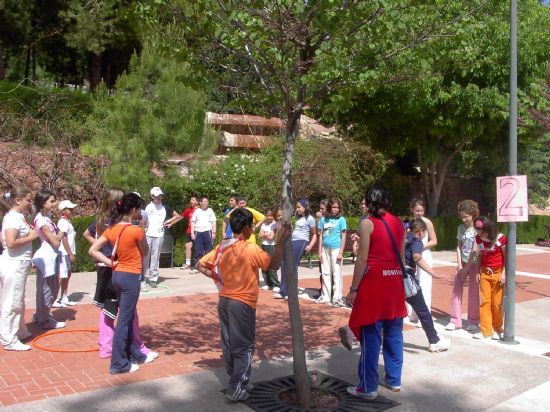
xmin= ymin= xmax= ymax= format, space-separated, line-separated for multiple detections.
xmin=58 ymin=200 xmax=78 ymax=210
xmin=150 ymin=187 xmax=163 ymax=197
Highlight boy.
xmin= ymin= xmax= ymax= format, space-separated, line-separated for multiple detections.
xmin=197 ymin=208 xmax=288 ymax=402
xmin=225 ymin=196 xmax=265 ymax=244
xmin=221 ymin=194 xmax=237 ymax=240
xmin=190 ymin=196 xmax=217 ymax=267
xmin=54 ymin=200 xmax=78 ymax=307
xmin=405 ymin=219 xmax=449 ymax=353
xmin=143 ymin=187 xmax=180 ymax=288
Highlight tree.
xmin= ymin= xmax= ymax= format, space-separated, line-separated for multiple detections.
xmin=150 ymin=0 xmax=494 ymax=406
xmin=82 ymin=39 xmax=205 ymax=191
xmin=327 ymin=0 xmax=550 ymax=214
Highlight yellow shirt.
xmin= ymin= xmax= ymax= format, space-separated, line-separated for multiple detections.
xmin=225 ymin=207 xmax=265 ymax=244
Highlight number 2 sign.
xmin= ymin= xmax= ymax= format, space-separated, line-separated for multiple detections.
xmin=496 ymin=175 xmax=528 ymax=222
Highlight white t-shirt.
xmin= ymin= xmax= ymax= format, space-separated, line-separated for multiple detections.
xmin=1 ymin=211 xmax=32 ymax=260
xmin=260 ymin=221 xmax=277 ymax=246
xmin=58 ymin=217 xmax=76 ymax=255
xmin=144 ymin=202 xmax=172 ymax=238
xmin=192 ymin=208 xmax=216 ymax=232
xmin=34 ymin=212 xmax=57 ymax=244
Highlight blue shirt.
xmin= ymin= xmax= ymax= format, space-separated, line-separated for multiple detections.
xmin=405 ymin=231 xmax=424 ymax=276
xmin=223 ymin=207 xmax=234 ymax=239
xmin=292 ymin=215 xmax=316 ymax=242
xmin=319 ymin=216 xmax=347 ymax=249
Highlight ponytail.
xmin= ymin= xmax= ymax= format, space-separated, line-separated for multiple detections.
xmin=365 ymin=183 xmax=390 ymax=217
xmin=113 ymin=192 xmax=142 ymax=222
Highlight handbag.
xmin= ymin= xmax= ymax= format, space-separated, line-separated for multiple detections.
xmin=377 ymin=216 xmax=420 ymax=298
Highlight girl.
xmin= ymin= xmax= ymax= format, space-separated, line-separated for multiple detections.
xmin=471 ymin=216 xmax=506 ymax=340
xmin=314 ymin=199 xmax=329 ymax=299
xmin=408 ymin=198 xmax=438 ymax=324
xmin=274 ymin=199 xmax=317 ymax=299
xmin=32 ymin=189 xmax=65 ymax=330
xmin=0 ymin=187 xmax=38 ymax=351
xmin=317 ymin=198 xmax=347 ymax=307
xmin=89 ymin=192 xmax=157 ymax=374
xmin=54 ymin=200 xmax=78 ymax=307
xmin=445 ymin=200 xmax=480 ymax=332
xmin=83 ymin=187 xmax=153 ymax=359
xmin=179 ymin=195 xmax=198 ymax=270
xmin=259 ymin=208 xmax=280 ymax=291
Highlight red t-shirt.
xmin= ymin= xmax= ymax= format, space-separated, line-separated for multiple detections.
xmin=180 ymin=207 xmax=196 ymax=235
xmin=366 ymin=212 xmax=406 ymax=268
xmin=476 ymin=233 xmax=506 ymax=269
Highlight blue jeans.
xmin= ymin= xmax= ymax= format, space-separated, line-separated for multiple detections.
xmin=194 ymin=231 xmax=213 ymax=264
xmin=110 ymin=272 xmax=146 ymax=374
xmin=279 ymin=239 xmax=308 ymax=297
xmin=406 ymin=290 xmax=439 ymax=344
xmin=358 ymin=318 xmax=403 ymax=393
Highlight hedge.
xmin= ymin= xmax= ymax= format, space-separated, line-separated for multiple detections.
xmin=66 ymin=214 xmax=550 ymax=272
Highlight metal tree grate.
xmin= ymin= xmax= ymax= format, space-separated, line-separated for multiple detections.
xmin=231 ymin=370 xmax=399 ymax=412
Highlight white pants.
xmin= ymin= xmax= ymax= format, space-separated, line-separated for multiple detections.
xmin=0 ymin=257 xmax=31 ymax=346
xmin=320 ymin=247 xmax=343 ymax=302
xmin=144 ymin=236 xmax=164 ymax=282
xmin=408 ymin=249 xmax=433 ymax=321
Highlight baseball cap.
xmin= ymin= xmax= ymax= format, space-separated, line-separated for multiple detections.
xmin=150 ymin=187 xmax=164 ymax=197
xmin=58 ymin=200 xmax=78 ymax=210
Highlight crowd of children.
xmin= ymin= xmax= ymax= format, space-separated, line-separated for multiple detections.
xmin=0 ymin=184 xmax=509 ymax=399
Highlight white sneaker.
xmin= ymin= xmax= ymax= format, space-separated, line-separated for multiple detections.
xmin=144 ymin=351 xmax=159 ymax=364
xmin=52 ymin=300 xmax=66 ymax=308
xmin=140 ymin=282 xmax=149 ymax=292
xmin=272 ymin=286 xmax=280 ymax=293
xmin=492 ymin=331 xmax=503 ymax=340
xmin=465 ymin=324 xmax=479 ymax=332
xmin=260 ymin=285 xmax=269 ymax=290
xmin=4 ymin=341 xmax=31 ymax=351
xmin=429 ymin=338 xmax=450 ymax=353
xmin=473 ymin=332 xmax=491 ymax=340
xmin=273 ymin=293 xmax=285 ymax=299
xmin=129 ymin=364 xmax=140 ymax=373
xmin=62 ymin=298 xmax=77 ymax=306
xmin=445 ymin=323 xmax=457 ymax=331
xmin=347 ymin=386 xmax=378 ymax=400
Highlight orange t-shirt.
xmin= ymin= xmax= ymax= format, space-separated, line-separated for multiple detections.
xmin=199 ymin=239 xmax=271 ymax=309
xmin=103 ymin=223 xmax=144 ymax=274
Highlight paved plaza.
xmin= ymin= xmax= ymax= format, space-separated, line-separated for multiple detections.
xmin=1 ymin=246 xmax=549 ymax=411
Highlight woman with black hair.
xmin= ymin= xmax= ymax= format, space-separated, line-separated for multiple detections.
xmin=346 ymin=184 xmax=407 ymax=400
xmin=89 ymin=192 xmax=157 ymax=374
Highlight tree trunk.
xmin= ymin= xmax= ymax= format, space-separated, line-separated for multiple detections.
xmin=0 ymin=43 xmax=5 ymax=80
xmin=89 ymin=53 xmax=102 ymax=91
xmin=281 ymin=108 xmax=311 ymax=408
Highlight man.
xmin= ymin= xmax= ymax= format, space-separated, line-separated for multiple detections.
xmin=190 ymin=196 xmax=217 ymax=267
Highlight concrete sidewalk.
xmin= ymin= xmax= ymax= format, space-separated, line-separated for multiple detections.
xmin=4 ymin=246 xmax=550 ymax=411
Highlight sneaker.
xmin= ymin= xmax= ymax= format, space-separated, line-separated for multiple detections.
xmin=444 ymin=323 xmax=457 ymax=331
xmin=225 ymin=388 xmax=250 ymax=402
xmin=140 ymin=282 xmax=149 ymax=292
xmin=492 ymin=331 xmax=503 ymax=340
xmin=52 ymin=299 xmax=66 ymax=308
xmin=332 ymin=300 xmax=346 ymax=308
xmin=189 ymin=267 xmax=199 ymax=274
xmin=346 ymin=386 xmax=378 ymax=400
xmin=180 ymin=264 xmax=191 ymax=270
xmin=273 ymin=293 xmax=285 ymax=299
xmin=61 ymin=298 xmax=77 ymax=306
xmin=272 ymin=286 xmax=280 ymax=293
xmin=429 ymin=338 xmax=450 ymax=353
xmin=260 ymin=285 xmax=269 ymax=290
xmin=338 ymin=326 xmax=354 ymax=351
xmin=129 ymin=364 xmax=140 ymax=373
xmin=4 ymin=341 xmax=31 ymax=351
xmin=144 ymin=351 xmax=159 ymax=363
xmin=315 ymin=297 xmax=330 ymax=304
xmin=42 ymin=321 xmax=65 ymax=330
xmin=381 ymin=381 xmax=401 ymax=392
xmin=465 ymin=324 xmax=479 ymax=332
xmin=473 ymin=332 xmax=491 ymax=340
xmin=150 ymin=281 xmax=158 ymax=289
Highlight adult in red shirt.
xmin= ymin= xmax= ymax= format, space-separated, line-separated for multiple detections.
xmin=346 ymin=184 xmax=407 ymax=400
xmin=179 ymin=195 xmax=198 ymax=270
xmin=89 ymin=193 xmax=157 ymax=374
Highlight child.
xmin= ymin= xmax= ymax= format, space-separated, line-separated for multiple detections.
xmin=471 ymin=216 xmax=506 ymax=340
xmin=258 ymin=208 xmax=280 ymax=291
xmin=317 ymin=198 xmax=347 ymax=307
xmin=274 ymin=199 xmax=317 ymax=299
xmin=226 ymin=196 xmax=265 ymax=245
xmin=445 ymin=200 xmax=480 ymax=332
xmin=0 ymin=187 xmax=38 ymax=351
xmin=408 ymin=198 xmax=438 ymax=324
xmin=54 ymin=200 xmax=78 ymax=307
xmin=179 ymin=195 xmax=198 ymax=270
xmin=222 ymin=194 xmax=238 ymax=240
xmin=314 ymin=199 xmax=328 ymax=299
xmin=405 ymin=219 xmax=449 ymax=352
xmin=83 ymin=187 xmax=152 ymax=359
xmin=32 ymin=189 xmax=65 ymax=330
xmin=89 ymin=193 xmax=158 ymax=374
xmin=197 ymin=208 xmax=288 ymax=402
xmin=191 ymin=196 xmax=217 ymax=267
xmin=142 ymin=187 xmax=180 ymax=288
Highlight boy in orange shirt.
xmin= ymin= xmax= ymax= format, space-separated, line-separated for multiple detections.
xmin=197 ymin=208 xmax=288 ymax=402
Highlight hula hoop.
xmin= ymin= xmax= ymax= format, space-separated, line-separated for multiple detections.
xmin=32 ymin=328 xmax=99 ymax=353
xmin=141 ymin=284 xmax=170 ymax=295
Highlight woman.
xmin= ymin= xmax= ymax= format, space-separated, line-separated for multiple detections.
xmin=0 ymin=188 xmax=38 ymax=350
xmin=347 ymin=184 xmax=407 ymax=400
xmin=89 ymin=193 xmax=157 ymax=374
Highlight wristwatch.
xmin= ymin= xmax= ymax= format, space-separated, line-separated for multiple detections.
xmin=349 ymin=287 xmax=358 ymax=293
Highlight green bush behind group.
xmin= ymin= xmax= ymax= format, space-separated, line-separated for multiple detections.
xmin=68 ymin=214 xmax=550 ymax=273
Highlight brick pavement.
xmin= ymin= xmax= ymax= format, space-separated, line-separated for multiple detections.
xmin=1 ymin=252 xmax=548 ymax=407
